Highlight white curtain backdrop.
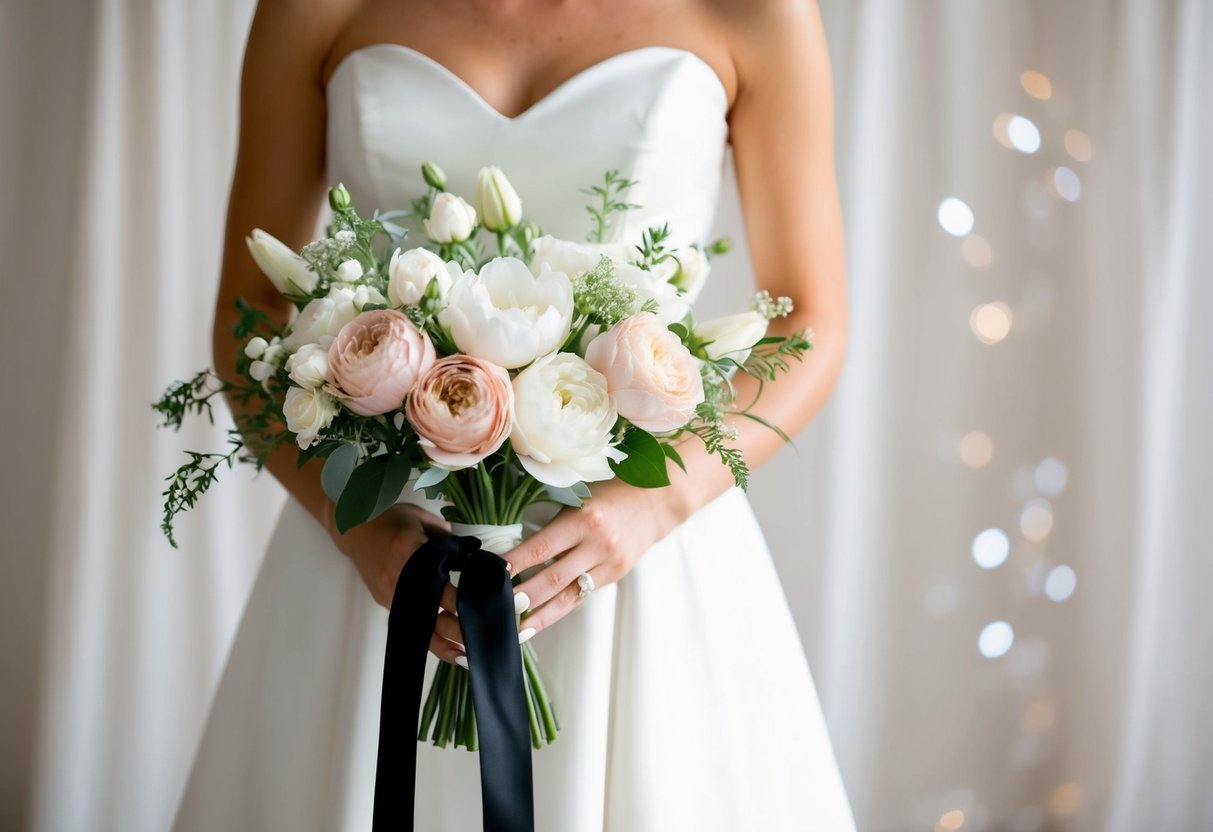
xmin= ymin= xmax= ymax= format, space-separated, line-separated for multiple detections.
xmin=2 ymin=1 xmax=1210 ymax=830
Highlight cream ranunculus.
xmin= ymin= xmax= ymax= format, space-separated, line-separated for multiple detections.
xmin=424 ymin=192 xmax=477 ymax=243
xmin=284 ymin=342 xmax=330 ymax=389
xmin=246 ymin=229 xmax=319 ymax=295
xmin=585 ymin=312 xmax=704 ymax=433
xmin=475 ymin=165 xmax=523 ymax=232
xmin=438 ymin=257 xmax=573 ymax=370
xmin=388 ymin=246 xmax=457 ymax=308
xmin=510 ymin=352 xmax=624 ymax=487
xmin=406 ymin=355 xmax=514 ymax=469
xmin=326 ymin=309 xmax=436 ymax=416
xmin=283 ymin=386 xmax=338 ymax=450
xmin=693 ymin=310 xmax=769 ymax=363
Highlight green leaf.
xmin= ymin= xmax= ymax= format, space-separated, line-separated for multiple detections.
xmin=667 ymin=322 xmax=689 ymax=341
xmin=753 ymin=335 xmax=785 ymax=346
xmin=661 ymin=442 xmax=687 ymax=473
xmin=414 ymin=465 xmax=450 ymax=490
xmin=321 ymin=443 xmax=359 ymax=503
xmin=335 ymin=454 xmax=413 ymax=534
xmin=608 ymin=428 xmax=671 ymax=488
xmin=297 ymin=439 xmax=338 ymax=469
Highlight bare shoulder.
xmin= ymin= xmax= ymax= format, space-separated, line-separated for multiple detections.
xmin=698 ymin=0 xmax=826 ymax=84
xmin=244 ymin=0 xmax=366 ymax=81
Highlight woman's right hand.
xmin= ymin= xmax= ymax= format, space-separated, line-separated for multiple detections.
xmin=328 ymin=503 xmax=468 ymax=665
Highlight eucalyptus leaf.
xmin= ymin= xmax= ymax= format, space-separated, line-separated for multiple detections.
xmin=334 ymin=454 xmax=412 ymax=533
xmin=608 ymin=428 xmax=671 ymax=488
xmin=414 ymin=465 xmax=450 ymax=490
xmin=321 ymin=443 xmax=359 ymax=502
xmin=544 ymin=486 xmax=583 ymax=508
xmin=570 ymin=481 xmax=592 ymax=499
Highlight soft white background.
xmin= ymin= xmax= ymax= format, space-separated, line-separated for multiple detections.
xmin=2 ymin=1 xmax=1210 ymax=830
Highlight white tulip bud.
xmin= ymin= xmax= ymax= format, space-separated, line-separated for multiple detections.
xmin=693 ymin=311 xmax=769 ymax=363
xmin=244 ymin=337 xmax=268 ymax=359
xmin=424 ymin=192 xmax=477 ymax=243
xmin=475 ymin=165 xmax=523 ymax=232
xmin=245 ymin=229 xmax=318 ymax=296
xmin=335 ymin=259 xmax=363 ymax=283
xmin=249 ymin=360 xmax=275 ymax=382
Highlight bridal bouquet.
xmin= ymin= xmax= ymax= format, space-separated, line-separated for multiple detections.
xmin=155 ymin=162 xmax=811 ymax=751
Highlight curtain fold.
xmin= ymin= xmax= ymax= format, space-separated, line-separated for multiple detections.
xmin=3 ymin=1 xmax=1209 ymax=830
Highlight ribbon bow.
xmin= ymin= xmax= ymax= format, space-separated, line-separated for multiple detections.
xmin=372 ymin=534 xmax=535 ymax=832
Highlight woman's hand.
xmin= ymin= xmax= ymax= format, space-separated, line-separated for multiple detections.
xmin=500 ymin=478 xmax=688 ymax=638
xmin=328 ymin=503 xmax=468 ymax=665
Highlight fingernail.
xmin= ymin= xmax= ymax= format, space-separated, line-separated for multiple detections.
xmin=514 ymin=591 xmax=531 ymax=614
xmin=455 ymin=655 xmax=469 ymax=669
xmin=518 ymin=627 xmax=536 ymax=644
xmin=505 ymin=562 xmax=514 ymax=574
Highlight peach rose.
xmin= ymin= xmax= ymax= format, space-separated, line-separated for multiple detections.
xmin=406 ymin=355 xmax=514 ymax=469
xmin=326 ymin=309 xmax=435 ymax=416
xmin=585 ymin=312 xmax=704 ymax=433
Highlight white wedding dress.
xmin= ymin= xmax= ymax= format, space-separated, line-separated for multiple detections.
xmin=173 ymin=44 xmax=856 ymax=832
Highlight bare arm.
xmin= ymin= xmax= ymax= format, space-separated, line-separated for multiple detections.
xmin=501 ymin=0 xmax=848 ymax=633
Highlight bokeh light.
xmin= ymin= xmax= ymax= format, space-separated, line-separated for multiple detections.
xmin=1064 ymin=128 xmax=1092 ymax=161
xmin=960 ymin=430 xmax=994 ymax=468
xmin=971 ymin=301 xmax=1013 ymax=344
xmin=972 ymin=527 xmax=1010 ymax=569
xmin=1019 ymin=498 xmax=1054 ymax=542
xmin=1020 ymin=70 xmax=1053 ymax=99
xmin=979 ymin=621 xmax=1015 ymax=658
xmin=936 ymin=809 xmax=965 ymax=832
xmin=1044 ymin=565 xmax=1077 ymax=602
xmin=1051 ymin=166 xmax=1082 ymax=201
xmin=1007 ymin=116 xmax=1042 ymax=154
xmin=939 ymin=197 xmax=976 ymax=236
xmin=1034 ymin=457 xmax=1069 ymax=495
xmin=1048 ymin=782 xmax=1083 ymax=816
xmin=1021 ymin=698 xmax=1057 ymax=734
xmin=962 ymin=233 xmax=993 ymax=268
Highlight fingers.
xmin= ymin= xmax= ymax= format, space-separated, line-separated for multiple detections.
xmin=440 ymin=582 xmax=458 ymax=615
xmin=522 ymin=565 xmax=601 ymax=636
xmin=502 ymin=514 xmax=582 ymax=575
xmin=428 ymin=632 xmax=464 ymax=664
xmin=434 ymin=609 xmax=464 ymax=647
xmin=514 ymin=543 xmax=597 ymax=613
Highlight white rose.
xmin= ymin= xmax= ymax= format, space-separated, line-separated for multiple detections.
xmin=335 ymin=258 xmax=363 ymax=283
xmin=352 ymin=284 xmax=386 ymax=310
xmin=694 ymin=310 xmax=769 ymax=363
xmin=388 ymin=246 xmax=457 ymax=308
xmin=424 ymin=192 xmax=477 ymax=243
xmin=284 ymin=343 xmax=330 ymax=389
xmin=670 ymin=246 xmax=711 ymax=301
xmin=283 ymin=386 xmax=338 ymax=450
xmin=475 ymin=165 xmax=523 ymax=232
xmin=245 ymin=229 xmax=318 ymax=295
xmin=438 ymin=257 xmax=574 ymax=370
xmin=282 ymin=285 xmax=361 ymax=351
xmin=510 ymin=352 xmax=624 ymax=487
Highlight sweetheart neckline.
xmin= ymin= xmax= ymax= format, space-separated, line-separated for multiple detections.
xmin=325 ymin=43 xmax=731 ymax=124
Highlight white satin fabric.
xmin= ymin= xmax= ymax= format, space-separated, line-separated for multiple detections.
xmin=172 ymin=45 xmax=856 ymax=831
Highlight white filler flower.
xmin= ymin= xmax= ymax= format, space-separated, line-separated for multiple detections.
xmin=510 ymin=352 xmax=624 ymax=487
xmin=438 ymin=257 xmax=573 ymax=369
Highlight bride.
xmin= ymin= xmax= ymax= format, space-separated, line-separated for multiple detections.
xmin=174 ymin=0 xmax=855 ymax=829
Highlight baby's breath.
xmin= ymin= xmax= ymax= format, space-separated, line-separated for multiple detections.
xmin=752 ymin=289 xmax=794 ymax=321
xmin=571 ymin=256 xmax=645 ymax=327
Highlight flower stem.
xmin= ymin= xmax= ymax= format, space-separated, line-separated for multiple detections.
xmin=523 ymin=642 xmax=558 ymax=743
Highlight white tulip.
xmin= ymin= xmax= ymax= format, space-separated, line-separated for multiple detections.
xmin=424 ymin=192 xmax=477 ymax=243
xmin=335 ymin=258 xmax=363 ymax=283
xmin=388 ymin=247 xmax=457 ymax=308
xmin=475 ymin=165 xmax=523 ymax=232
xmin=694 ymin=310 xmax=769 ymax=363
xmin=282 ymin=285 xmax=361 ymax=351
xmin=245 ymin=229 xmax=318 ymax=295
xmin=283 ymin=387 xmax=338 ymax=450
xmin=510 ymin=352 xmax=624 ymax=487
xmin=438 ymin=257 xmax=573 ymax=370
xmin=284 ymin=343 xmax=330 ymax=389
xmin=670 ymin=246 xmax=711 ymax=301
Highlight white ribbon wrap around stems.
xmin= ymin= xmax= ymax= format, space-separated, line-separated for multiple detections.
xmin=449 ymin=522 xmax=524 ymax=557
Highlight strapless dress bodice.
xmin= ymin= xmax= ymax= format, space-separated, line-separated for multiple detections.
xmin=325 ymin=44 xmax=729 ymax=251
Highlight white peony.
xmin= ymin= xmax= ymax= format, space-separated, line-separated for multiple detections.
xmin=284 ymin=343 xmax=330 ymax=389
xmin=388 ymin=246 xmax=458 ymax=308
xmin=283 ymin=284 xmax=382 ymax=351
xmin=510 ymin=352 xmax=625 ymax=487
xmin=245 ymin=229 xmax=319 ymax=295
xmin=475 ymin=165 xmax=523 ymax=232
xmin=694 ymin=310 xmax=769 ymax=363
xmin=438 ymin=257 xmax=573 ymax=370
xmin=283 ymin=386 xmax=338 ymax=450
xmin=424 ymin=192 xmax=477 ymax=243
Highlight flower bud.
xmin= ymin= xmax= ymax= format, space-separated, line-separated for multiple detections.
xmin=246 ymin=229 xmax=319 ymax=296
xmin=328 ymin=183 xmax=352 ymax=212
xmin=424 ymin=192 xmax=477 ymax=243
xmin=475 ymin=165 xmax=523 ymax=232
xmin=244 ymin=336 xmax=268 ymax=359
xmin=422 ymin=161 xmax=447 ymax=191
xmin=249 ymin=360 xmax=275 ymax=382
xmin=335 ymin=258 xmax=363 ymax=283
xmin=693 ymin=310 xmax=769 ymax=363
xmin=709 ymin=237 xmax=732 ymax=256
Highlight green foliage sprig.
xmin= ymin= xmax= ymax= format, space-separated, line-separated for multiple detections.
xmin=582 ymin=170 xmax=640 ymax=243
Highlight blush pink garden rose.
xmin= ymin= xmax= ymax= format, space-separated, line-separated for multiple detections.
xmin=406 ymin=355 xmax=514 ymax=469
xmin=585 ymin=312 xmax=705 ymax=433
xmin=326 ymin=309 xmax=436 ymax=416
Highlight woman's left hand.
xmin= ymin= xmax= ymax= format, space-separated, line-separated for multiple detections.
xmin=500 ymin=477 xmax=688 ymax=638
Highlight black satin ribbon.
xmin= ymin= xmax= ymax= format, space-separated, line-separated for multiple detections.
xmin=372 ymin=534 xmax=535 ymax=832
